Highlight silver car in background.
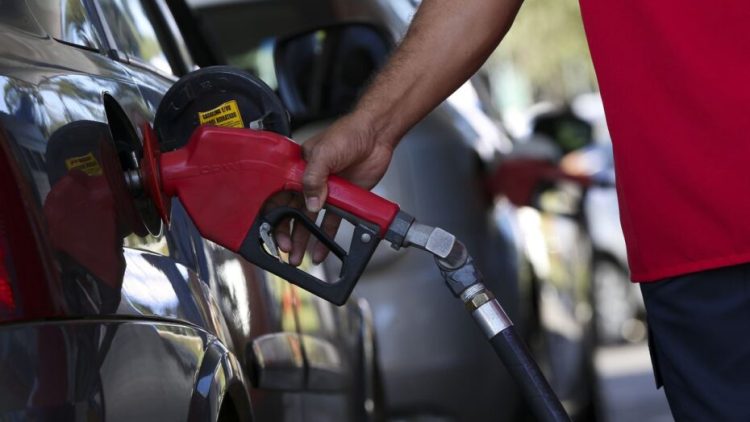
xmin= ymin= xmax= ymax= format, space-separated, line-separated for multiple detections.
xmin=188 ymin=0 xmax=599 ymax=419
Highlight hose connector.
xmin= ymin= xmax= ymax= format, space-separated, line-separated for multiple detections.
xmin=460 ymin=283 xmax=513 ymax=338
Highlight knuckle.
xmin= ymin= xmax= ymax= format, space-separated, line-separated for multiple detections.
xmin=301 ymin=141 xmax=317 ymax=159
xmin=303 ymin=171 xmax=324 ymax=191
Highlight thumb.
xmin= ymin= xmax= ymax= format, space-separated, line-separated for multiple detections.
xmin=302 ymin=153 xmax=330 ymax=213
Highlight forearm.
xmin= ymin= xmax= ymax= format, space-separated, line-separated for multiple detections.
xmin=355 ymin=0 xmax=523 ymax=147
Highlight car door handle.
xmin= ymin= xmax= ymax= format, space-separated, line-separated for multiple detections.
xmin=247 ymin=333 xmax=305 ymax=391
xmin=247 ymin=333 xmax=345 ymax=392
xmin=300 ymin=335 xmax=346 ymax=392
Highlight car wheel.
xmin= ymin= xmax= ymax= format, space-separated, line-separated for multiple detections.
xmin=354 ymin=299 xmax=385 ymax=422
xmin=592 ymin=257 xmax=645 ymax=344
xmin=217 ymin=397 xmax=240 ymax=422
xmin=518 ymin=277 xmax=601 ymax=422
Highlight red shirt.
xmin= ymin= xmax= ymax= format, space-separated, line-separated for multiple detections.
xmin=579 ymin=1 xmax=750 ymax=281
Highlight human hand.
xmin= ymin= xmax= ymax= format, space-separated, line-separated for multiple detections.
xmin=273 ymin=112 xmax=395 ymax=266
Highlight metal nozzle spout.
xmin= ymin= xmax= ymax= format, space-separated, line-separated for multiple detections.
xmin=403 ymin=222 xmax=457 ymax=259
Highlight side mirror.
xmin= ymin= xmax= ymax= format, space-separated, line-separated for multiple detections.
xmin=274 ymin=24 xmax=390 ymax=123
xmin=531 ymin=109 xmax=593 ymax=155
xmin=487 ymin=158 xmax=591 ymax=210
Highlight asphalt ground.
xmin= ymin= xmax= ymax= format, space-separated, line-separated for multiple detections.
xmin=595 ymin=343 xmax=672 ymax=422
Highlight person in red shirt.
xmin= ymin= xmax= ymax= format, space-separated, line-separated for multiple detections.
xmin=275 ymin=1 xmax=750 ymax=419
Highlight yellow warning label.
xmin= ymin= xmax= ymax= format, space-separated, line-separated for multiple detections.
xmin=198 ymin=99 xmax=244 ymax=128
xmin=65 ymin=152 xmax=102 ymax=176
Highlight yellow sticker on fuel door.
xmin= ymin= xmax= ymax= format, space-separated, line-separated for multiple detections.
xmin=65 ymin=152 xmax=102 ymax=176
xmin=198 ymin=99 xmax=244 ymax=128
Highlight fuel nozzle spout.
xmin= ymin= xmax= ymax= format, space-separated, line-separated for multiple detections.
xmin=138 ymin=123 xmax=172 ymax=226
xmin=115 ymin=121 xmax=174 ymax=231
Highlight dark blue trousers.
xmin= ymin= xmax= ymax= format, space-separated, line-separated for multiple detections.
xmin=641 ymin=263 xmax=750 ymax=421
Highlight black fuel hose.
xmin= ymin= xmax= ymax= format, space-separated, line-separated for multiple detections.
xmin=490 ymin=326 xmax=570 ymax=422
xmin=431 ymin=236 xmax=569 ymax=421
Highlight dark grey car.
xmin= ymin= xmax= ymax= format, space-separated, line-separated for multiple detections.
xmin=0 ymin=1 xmax=376 ymax=420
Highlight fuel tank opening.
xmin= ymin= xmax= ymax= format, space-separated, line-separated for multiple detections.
xmin=102 ymin=94 xmax=164 ymax=236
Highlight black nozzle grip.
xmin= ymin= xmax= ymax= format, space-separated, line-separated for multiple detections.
xmin=239 ymin=207 xmax=381 ymax=305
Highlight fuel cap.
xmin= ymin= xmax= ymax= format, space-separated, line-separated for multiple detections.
xmin=153 ymin=65 xmax=291 ymax=151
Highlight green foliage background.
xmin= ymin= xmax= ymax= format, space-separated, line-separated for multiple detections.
xmin=489 ymin=0 xmax=597 ymax=101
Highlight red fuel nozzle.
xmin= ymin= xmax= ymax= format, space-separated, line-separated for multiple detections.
xmin=140 ymin=123 xmax=401 ymax=305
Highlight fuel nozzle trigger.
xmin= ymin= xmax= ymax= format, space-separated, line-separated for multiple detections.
xmin=242 ymin=205 xmax=383 ymax=305
xmin=258 ymin=221 xmax=280 ymax=260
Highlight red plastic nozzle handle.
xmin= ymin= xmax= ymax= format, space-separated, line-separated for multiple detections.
xmin=157 ymin=126 xmax=400 ymax=252
xmin=151 ymin=125 xmax=401 ymax=305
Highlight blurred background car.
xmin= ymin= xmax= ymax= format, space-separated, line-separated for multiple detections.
xmin=570 ymin=94 xmax=646 ymax=345
xmin=188 ymin=0 xmax=600 ymax=420
xmin=511 ymin=95 xmax=645 ymax=345
xmin=0 ymin=1 xmax=377 ymax=420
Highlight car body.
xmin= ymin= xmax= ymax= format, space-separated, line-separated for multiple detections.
xmin=191 ymin=0 xmax=598 ymax=419
xmin=0 ymin=1 xmax=375 ymax=420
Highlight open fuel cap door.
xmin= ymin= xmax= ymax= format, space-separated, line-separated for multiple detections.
xmin=144 ymin=65 xmax=292 ymax=227
xmin=154 ymin=65 xmax=291 ymax=151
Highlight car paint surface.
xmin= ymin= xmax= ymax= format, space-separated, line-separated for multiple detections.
xmin=0 ymin=9 xmax=252 ymax=420
xmin=0 ymin=2 xmax=373 ymax=421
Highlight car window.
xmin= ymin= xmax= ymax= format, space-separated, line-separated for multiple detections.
xmin=228 ymin=39 xmax=278 ymax=89
xmin=26 ymin=0 xmax=101 ymax=50
xmin=270 ymin=24 xmax=390 ymax=120
xmin=96 ymin=0 xmax=173 ymax=75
